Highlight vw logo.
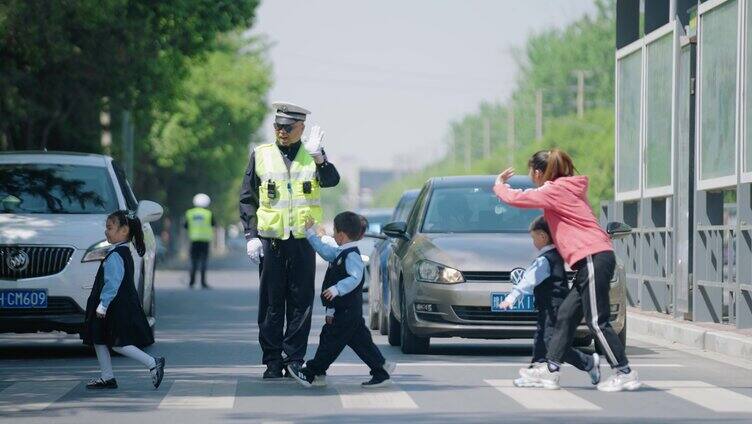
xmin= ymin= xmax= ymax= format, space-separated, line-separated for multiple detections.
xmin=510 ymin=267 xmax=526 ymax=285
xmin=7 ymin=249 xmax=29 ymax=272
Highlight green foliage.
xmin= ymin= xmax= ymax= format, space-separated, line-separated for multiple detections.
xmin=146 ymin=35 xmax=272 ymax=223
xmin=375 ymin=0 xmax=616 ymax=213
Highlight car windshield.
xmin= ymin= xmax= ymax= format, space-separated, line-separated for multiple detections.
xmin=0 ymin=164 xmax=118 ymax=214
xmin=421 ymin=185 xmax=541 ymax=233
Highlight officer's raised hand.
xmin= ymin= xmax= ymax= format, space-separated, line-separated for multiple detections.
xmin=246 ymin=238 xmax=263 ymax=264
xmin=303 ymin=125 xmax=325 ymax=163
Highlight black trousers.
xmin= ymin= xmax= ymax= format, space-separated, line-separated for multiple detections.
xmin=532 ymin=298 xmax=590 ymax=371
xmin=306 ymin=307 xmax=387 ymax=378
xmin=189 ymin=241 xmax=210 ymax=287
xmin=546 ymin=251 xmax=629 ymax=368
xmin=258 ymin=237 xmax=315 ymax=366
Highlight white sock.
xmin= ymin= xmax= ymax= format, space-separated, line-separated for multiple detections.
xmin=112 ymin=345 xmax=156 ymax=369
xmin=94 ymin=344 xmax=114 ymax=380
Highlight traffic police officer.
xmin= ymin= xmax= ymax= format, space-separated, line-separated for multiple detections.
xmin=239 ymin=102 xmax=340 ymax=378
xmin=185 ymin=193 xmax=215 ymax=289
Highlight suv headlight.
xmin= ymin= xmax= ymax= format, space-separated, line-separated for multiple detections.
xmin=416 ymin=260 xmax=464 ymax=284
xmin=82 ymin=240 xmax=111 ymax=262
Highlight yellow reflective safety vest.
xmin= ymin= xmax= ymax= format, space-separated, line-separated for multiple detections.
xmin=254 ymin=142 xmax=323 ymax=240
xmin=185 ymin=207 xmax=214 ymax=242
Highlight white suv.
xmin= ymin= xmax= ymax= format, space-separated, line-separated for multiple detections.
xmin=0 ymin=152 xmax=163 ymax=343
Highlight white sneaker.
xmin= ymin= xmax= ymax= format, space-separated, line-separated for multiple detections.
xmin=513 ymin=377 xmax=541 ymax=388
xmin=517 ymin=363 xmax=560 ymax=390
xmin=597 ymin=370 xmax=642 ymax=392
xmin=588 ymin=353 xmax=601 ymax=385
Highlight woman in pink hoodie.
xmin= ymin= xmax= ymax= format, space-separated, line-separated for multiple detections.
xmin=494 ymin=149 xmax=641 ymax=392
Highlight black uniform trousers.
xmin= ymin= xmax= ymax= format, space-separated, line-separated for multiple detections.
xmin=532 ymin=297 xmax=591 ymax=371
xmin=258 ymin=237 xmax=316 ymax=366
xmin=306 ymin=306 xmax=387 ymax=379
xmin=546 ymin=251 xmax=629 ymax=368
xmin=189 ymin=241 xmax=210 ymax=287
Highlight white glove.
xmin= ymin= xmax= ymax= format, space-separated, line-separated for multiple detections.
xmin=246 ymin=238 xmax=263 ymax=263
xmin=303 ymin=125 xmax=325 ymax=160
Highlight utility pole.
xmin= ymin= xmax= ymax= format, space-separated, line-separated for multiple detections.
xmin=483 ymin=118 xmax=491 ymax=157
xmin=573 ymin=70 xmax=587 ymax=118
xmin=507 ymin=107 xmax=515 ymax=167
xmin=535 ymin=89 xmax=543 ymax=140
xmin=464 ymin=127 xmax=471 ymax=173
xmin=121 ymin=110 xmax=134 ymax=181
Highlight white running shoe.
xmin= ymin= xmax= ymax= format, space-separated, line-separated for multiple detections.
xmin=597 ymin=370 xmax=642 ymax=392
xmin=513 ymin=377 xmax=541 ymax=388
xmin=588 ymin=353 xmax=601 ymax=385
xmin=517 ymin=363 xmax=560 ymax=390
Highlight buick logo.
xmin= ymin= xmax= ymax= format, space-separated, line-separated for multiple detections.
xmin=7 ymin=250 xmax=29 ymax=272
xmin=510 ymin=267 xmax=525 ymax=285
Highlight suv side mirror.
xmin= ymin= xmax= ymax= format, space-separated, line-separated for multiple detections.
xmin=606 ymin=221 xmax=632 ymax=239
xmin=363 ymin=232 xmax=387 ymax=240
xmin=382 ymin=221 xmax=409 ymax=240
xmin=137 ymin=200 xmax=164 ymax=223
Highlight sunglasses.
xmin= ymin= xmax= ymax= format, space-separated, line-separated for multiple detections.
xmin=273 ymin=122 xmax=299 ymax=132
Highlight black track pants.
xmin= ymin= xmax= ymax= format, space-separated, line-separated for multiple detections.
xmin=546 ymin=251 xmax=629 ymax=368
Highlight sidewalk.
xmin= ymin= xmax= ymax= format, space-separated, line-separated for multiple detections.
xmin=628 ymin=307 xmax=752 ymax=364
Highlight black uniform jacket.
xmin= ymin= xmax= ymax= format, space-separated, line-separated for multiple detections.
xmin=239 ymin=141 xmax=340 ymax=240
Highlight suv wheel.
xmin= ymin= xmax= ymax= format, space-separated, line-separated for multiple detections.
xmin=379 ymin=306 xmax=389 ymax=335
xmin=399 ymin=291 xmax=429 ymax=354
xmin=388 ymin=309 xmax=401 ymax=346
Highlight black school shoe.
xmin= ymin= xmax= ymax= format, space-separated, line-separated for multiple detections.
xmin=150 ymin=357 xmax=166 ymax=389
xmin=86 ymin=378 xmax=118 ymax=389
xmin=263 ymin=363 xmax=284 ymax=379
xmin=287 ymin=363 xmax=315 ymax=388
xmin=362 ymin=374 xmax=391 ymax=388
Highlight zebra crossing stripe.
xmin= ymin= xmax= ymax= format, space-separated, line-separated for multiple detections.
xmin=0 ymin=380 xmax=78 ymax=412
xmin=337 ymin=384 xmax=418 ymax=409
xmin=646 ymin=380 xmax=752 ymax=413
xmin=485 ymin=379 xmax=601 ymax=411
xmin=158 ymin=379 xmax=237 ymax=409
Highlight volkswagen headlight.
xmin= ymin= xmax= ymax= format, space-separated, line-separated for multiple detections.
xmin=416 ymin=260 xmax=464 ymax=284
xmin=82 ymin=240 xmax=111 ymax=262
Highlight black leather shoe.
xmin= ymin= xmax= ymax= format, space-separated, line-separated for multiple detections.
xmin=86 ymin=378 xmax=118 ymax=389
xmin=362 ymin=374 xmax=391 ymax=388
xmin=150 ymin=357 xmax=166 ymax=389
xmin=263 ymin=363 xmax=284 ymax=379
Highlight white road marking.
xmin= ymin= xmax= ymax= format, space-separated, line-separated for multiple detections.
xmin=337 ymin=384 xmax=418 ymax=409
xmin=0 ymin=380 xmax=78 ymax=412
xmin=158 ymin=379 xmax=237 ymax=409
xmin=485 ymin=379 xmax=601 ymax=411
xmin=647 ymin=380 xmax=752 ymax=413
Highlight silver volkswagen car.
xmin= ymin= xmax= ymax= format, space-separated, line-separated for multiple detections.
xmin=384 ymin=175 xmax=627 ymax=354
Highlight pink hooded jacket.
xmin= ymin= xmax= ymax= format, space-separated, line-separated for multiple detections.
xmin=493 ymin=175 xmax=612 ymax=266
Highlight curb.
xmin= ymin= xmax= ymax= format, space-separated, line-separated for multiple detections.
xmin=627 ymin=309 xmax=752 ymax=362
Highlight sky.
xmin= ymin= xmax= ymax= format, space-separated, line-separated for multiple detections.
xmin=250 ymin=0 xmax=598 ymax=181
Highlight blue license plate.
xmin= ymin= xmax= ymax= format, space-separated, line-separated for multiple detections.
xmin=491 ymin=293 xmax=535 ymax=312
xmin=0 ymin=289 xmax=48 ymax=309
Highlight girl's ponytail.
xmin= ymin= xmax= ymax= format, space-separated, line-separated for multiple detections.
xmin=127 ymin=215 xmax=146 ymax=257
xmin=528 ymin=148 xmax=576 ymax=182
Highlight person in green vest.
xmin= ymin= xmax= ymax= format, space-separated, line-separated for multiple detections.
xmin=239 ymin=101 xmax=340 ymax=379
xmin=185 ymin=193 xmax=215 ymax=289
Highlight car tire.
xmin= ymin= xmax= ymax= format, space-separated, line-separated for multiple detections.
xmin=400 ymin=293 xmax=429 ymax=354
xmin=388 ymin=309 xmax=401 ymax=346
xmin=379 ymin=307 xmax=389 ymax=335
xmin=368 ymin=292 xmax=379 ymax=330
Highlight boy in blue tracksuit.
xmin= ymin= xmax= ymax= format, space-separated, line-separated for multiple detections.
xmin=287 ymin=211 xmax=394 ymax=388
xmin=499 ymin=216 xmax=600 ymax=389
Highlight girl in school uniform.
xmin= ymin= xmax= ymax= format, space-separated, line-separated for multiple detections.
xmin=82 ymin=210 xmax=165 ymax=389
xmin=494 ymin=149 xmax=641 ymax=392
